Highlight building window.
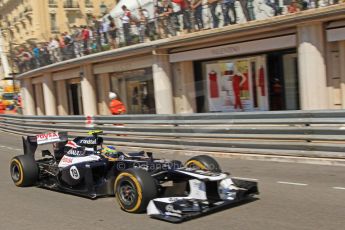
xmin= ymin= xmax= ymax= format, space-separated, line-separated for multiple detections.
xmin=50 ymin=13 xmax=58 ymax=31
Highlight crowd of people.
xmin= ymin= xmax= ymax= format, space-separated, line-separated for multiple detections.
xmin=11 ymin=0 xmax=344 ymax=74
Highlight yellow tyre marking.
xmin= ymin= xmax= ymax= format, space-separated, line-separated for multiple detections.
xmin=11 ymin=159 xmax=24 ymax=186
xmin=185 ymin=160 xmax=207 ymax=170
xmin=114 ymin=172 xmax=142 ymax=213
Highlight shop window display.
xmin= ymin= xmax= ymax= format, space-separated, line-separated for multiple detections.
xmin=203 ymin=56 xmax=268 ymax=112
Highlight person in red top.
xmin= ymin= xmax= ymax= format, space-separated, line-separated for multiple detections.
xmin=81 ymin=26 xmax=90 ymax=53
xmin=109 ymin=92 xmax=126 ymax=115
xmin=0 ymin=100 xmax=5 ymax=114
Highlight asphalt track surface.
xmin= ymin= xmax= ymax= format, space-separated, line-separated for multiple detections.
xmin=0 ymin=131 xmax=344 ymax=230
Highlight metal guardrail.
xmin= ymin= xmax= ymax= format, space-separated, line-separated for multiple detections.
xmin=1 ymin=110 xmax=345 ymax=159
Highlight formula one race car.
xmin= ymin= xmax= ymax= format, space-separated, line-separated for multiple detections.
xmin=9 ymin=131 xmax=259 ymax=223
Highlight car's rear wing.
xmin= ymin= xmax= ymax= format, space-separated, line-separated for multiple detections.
xmin=23 ymin=132 xmax=68 ymax=155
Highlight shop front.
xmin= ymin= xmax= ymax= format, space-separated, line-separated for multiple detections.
xmin=170 ymin=35 xmax=300 ymax=113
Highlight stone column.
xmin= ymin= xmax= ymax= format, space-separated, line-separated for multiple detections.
xmin=56 ymin=80 xmax=69 ymax=115
xmin=97 ymin=73 xmax=111 ymax=115
xmin=297 ymin=22 xmax=328 ymax=109
xmin=42 ymin=73 xmax=57 ymax=115
xmin=339 ymin=41 xmax=345 ymax=108
xmin=34 ymin=83 xmax=45 ymax=115
xmin=172 ymin=62 xmax=197 ymax=113
xmin=152 ymin=49 xmax=174 ymax=114
xmin=20 ymin=78 xmax=36 ymax=115
xmin=81 ymin=64 xmax=98 ymax=115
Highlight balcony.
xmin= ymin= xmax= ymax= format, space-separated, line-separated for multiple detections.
xmin=63 ymin=1 xmax=79 ymax=10
xmin=48 ymin=0 xmax=58 ymax=8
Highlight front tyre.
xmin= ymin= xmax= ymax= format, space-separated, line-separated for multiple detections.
xmin=114 ymin=168 xmax=157 ymax=213
xmin=185 ymin=155 xmax=222 ymax=173
xmin=10 ymin=155 xmax=38 ymax=187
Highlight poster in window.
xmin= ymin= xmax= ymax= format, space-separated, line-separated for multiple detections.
xmin=206 ymin=60 xmax=253 ymax=112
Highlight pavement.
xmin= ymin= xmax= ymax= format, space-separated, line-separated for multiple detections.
xmin=0 ymin=131 xmax=344 ymax=230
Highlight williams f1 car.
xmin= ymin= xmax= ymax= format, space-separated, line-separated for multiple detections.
xmin=9 ymin=131 xmax=259 ymax=223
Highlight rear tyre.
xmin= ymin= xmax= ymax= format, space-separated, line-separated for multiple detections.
xmin=114 ymin=168 xmax=157 ymax=213
xmin=185 ymin=155 xmax=222 ymax=173
xmin=10 ymin=155 xmax=38 ymax=187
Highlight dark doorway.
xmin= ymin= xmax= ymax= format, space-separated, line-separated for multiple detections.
xmin=267 ymin=52 xmax=299 ymax=110
xmin=69 ymin=83 xmax=82 ymax=115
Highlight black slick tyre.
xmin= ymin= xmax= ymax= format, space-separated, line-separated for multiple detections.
xmin=114 ymin=168 xmax=157 ymax=213
xmin=10 ymin=155 xmax=38 ymax=187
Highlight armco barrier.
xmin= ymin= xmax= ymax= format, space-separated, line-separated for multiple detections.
xmin=1 ymin=110 xmax=345 ymax=159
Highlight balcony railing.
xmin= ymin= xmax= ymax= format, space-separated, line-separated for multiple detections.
xmin=63 ymin=1 xmax=79 ymax=9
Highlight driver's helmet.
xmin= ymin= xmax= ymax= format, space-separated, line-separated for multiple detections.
xmin=101 ymin=145 xmax=117 ymax=156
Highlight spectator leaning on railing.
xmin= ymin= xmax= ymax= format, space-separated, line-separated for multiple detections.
xmin=120 ymin=5 xmax=133 ymax=46
xmin=190 ymin=0 xmax=204 ymax=30
xmin=208 ymin=0 xmax=220 ymax=28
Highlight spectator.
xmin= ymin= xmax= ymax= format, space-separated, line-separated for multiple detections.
xmin=108 ymin=16 xmax=118 ymax=49
xmin=265 ymin=0 xmax=282 ymax=16
xmin=156 ymin=0 xmax=176 ymax=38
xmin=120 ymin=5 xmax=132 ymax=46
xmin=222 ymin=0 xmax=237 ymax=26
xmin=63 ymin=32 xmax=75 ymax=59
xmin=32 ymin=45 xmax=41 ymax=68
xmin=101 ymin=18 xmax=109 ymax=45
xmin=109 ymin=92 xmax=126 ymax=115
xmin=172 ymin=0 xmax=191 ymax=33
xmin=143 ymin=6 xmax=158 ymax=40
xmin=93 ymin=16 xmax=103 ymax=51
xmin=48 ymin=38 xmax=60 ymax=63
xmin=71 ymin=25 xmax=83 ymax=58
xmin=40 ymin=43 xmax=52 ymax=66
xmin=18 ymin=48 xmax=33 ymax=71
xmin=208 ymin=0 xmax=220 ymax=28
xmin=239 ymin=0 xmax=253 ymax=21
xmin=58 ymin=34 xmax=66 ymax=60
xmin=138 ymin=7 xmax=149 ymax=43
xmin=288 ymin=0 xmax=301 ymax=13
xmin=191 ymin=0 xmax=204 ymax=30
xmin=81 ymin=26 xmax=90 ymax=54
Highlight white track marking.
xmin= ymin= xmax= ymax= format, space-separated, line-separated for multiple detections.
xmin=277 ymin=181 xmax=308 ymax=186
xmin=232 ymin=177 xmax=259 ymax=181
xmin=333 ymin=187 xmax=345 ymax=190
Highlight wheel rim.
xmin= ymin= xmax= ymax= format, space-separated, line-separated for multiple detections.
xmin=118 ymin=181 xmax=137 ymax=206
xmin=11 ymin=163 xmax=20 ymax=182
xmin=186 ymin=160 xmax=207 ymax=170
